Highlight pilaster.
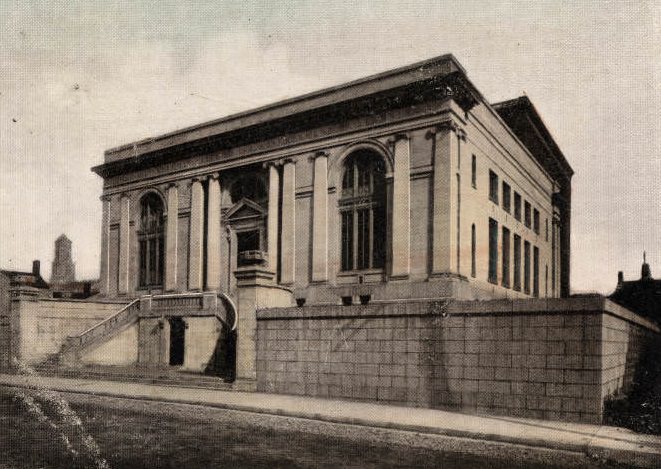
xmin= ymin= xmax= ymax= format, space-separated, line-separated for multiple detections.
xmin=188 ymin=178 xmax=204 ymax=291
xmin=311 ymin=151 xmax=328 ymax=282
xmin=265 ymin=162 xmax=280 ymax=273
xmin=99 ymin=195 xmax=111 ymax=296
xmin=280 ymin=158 xmax=296 ymax=285
xmin=118 ymin=194 xmax=130 ymax=294
xmin=206 ymin=173 xmax=222 ymax=291
xmin=431 ymin=121 xmax=463 ymax=276
xmin=391 ymin=134 xmax=411 ymax=278
xmin=165 ymin=183 xmax=179 ymax=291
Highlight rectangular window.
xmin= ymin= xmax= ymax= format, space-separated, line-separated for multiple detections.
xmin=545 ymin=219 xmax=549 ymax=242
xmin=533 ymin=246 xmax=540 ymax=297
xmin=514 ymin=192 xmax=521 ymax=221
xmin=489 ymin=170 xmax=499 ymax=204
xmin=237 ymin=230 xmax=261 ymax=266
xmin=341 ymin=211 xmax=354 ymax=271
xmin=524 ymin=241 xmax=531 ymax=294
xmin=502 ymin=227 xmax=510 ymax=288
xmin=533 ymin=209 xmax=540 ymax=234
xmin=502 ymin=182 xmax=511 ymax=213
xmin=471 ymin=224 xmax=476 ymax=278
xmin=471 ymin=155 xmax=477 ymax=189
xmin=552 ymin=221 xmax=557 ymax=294
xmin=513 ymin=234 xmax=521 ymax=291
xmin=524 ymin=201 xmax=531 ymax=228
xmin=488 ymin=218 xmax=498 ymax=284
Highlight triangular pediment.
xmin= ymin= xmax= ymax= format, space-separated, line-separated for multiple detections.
xmin=226 ymin=198 xmax=266 ymax=220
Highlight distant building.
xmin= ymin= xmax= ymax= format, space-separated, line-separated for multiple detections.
xmin=50 ymin=280 xmax=98 ymax=300
xmin=0 ymin=260 xmax=49 ymax=296
xmin=50 ymin=234 xmax=76 ymax=285
xmin=610 ymin=253 xmax=661 ymax=323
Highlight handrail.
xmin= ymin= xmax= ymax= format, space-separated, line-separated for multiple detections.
xmin=73 ymin=298 xmax=140 ymax=339
xmin=62 ymin=291 xmax=238 ymax=355
xmin=219 ymin=292 xmax=238 ymax=331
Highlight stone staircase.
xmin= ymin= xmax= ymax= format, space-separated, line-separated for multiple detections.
xmin=54 ymin=291 xmax=237 ymax=368
xmin=32 ymin=363 xmax=251 ymax=391
xmin=58 ymin=298 xmax=141 ymax=364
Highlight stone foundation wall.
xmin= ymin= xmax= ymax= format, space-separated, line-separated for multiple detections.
xmin=600 ymin=304 xmax=658 ymax=401
xmin=256 ymin=297 xmax=659 ymax=423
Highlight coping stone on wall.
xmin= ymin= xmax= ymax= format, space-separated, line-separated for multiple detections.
xmin=257 ymin=296 xmax=660 ymax=334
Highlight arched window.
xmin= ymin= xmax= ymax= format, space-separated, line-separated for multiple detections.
xmin=339 ymin=150 xmax=386 ymax=271
xmin=139 ymin=193 xmax=164 ymax=287
xmin=230 ymin=174 xmax=267 ymax=207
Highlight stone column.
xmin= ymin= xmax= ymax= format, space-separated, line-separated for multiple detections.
xmin=266 ymin=162 xmax=280 ymax=273
xmin=164 ymin=183 xmax=179 ymax=291
xmin=206 ymin=173 xmax=222 ymax=291
xmin=431 ymin=122 xmax=462 ymax=276
xmin=311 ymin=151 xmax=328 ymax=282
xmin=391 ymin=134 xmax=411 ymax=278
xmin=118 ymin=194 xmax=130 ymax=294
xmin=280 ymin=159 xmax=296 ymax=285
xmin=188 ymin=178 xmax=204 ymax=290
xmin=99 ymin=195 xmax=111 ymax=296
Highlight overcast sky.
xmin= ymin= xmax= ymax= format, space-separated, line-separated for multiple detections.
xmin=1 ymin=0 xmax=659 ymax=294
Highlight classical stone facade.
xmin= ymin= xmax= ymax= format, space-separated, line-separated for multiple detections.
xmin=80 ymin=54 xmax=578 ymax=382
xmin=93 ymin=55 xmax=572 ymax=304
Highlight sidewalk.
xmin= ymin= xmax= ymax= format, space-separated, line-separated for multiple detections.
xmin=1 ymin=373 xmax=660 ymax=468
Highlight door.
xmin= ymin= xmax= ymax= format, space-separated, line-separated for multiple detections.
xmin=169 ymin=317 xmax=185 ymax=366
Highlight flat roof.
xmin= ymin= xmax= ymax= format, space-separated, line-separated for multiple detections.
xmin=102 ymin=54 xmax=468 ymax=163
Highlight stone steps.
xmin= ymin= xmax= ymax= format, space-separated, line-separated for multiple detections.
xmin=31 ymin=364 xmax=249 ymax=392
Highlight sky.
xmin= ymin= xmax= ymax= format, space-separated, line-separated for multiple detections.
xmin=0 ymin=0 xmax=659 ymax=294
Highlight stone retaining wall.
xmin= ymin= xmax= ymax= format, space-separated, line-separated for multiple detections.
xmin=10 ymin=298 xmax=127 ymax=365
xmin=256 ymin=297 xmax=659 ymax=423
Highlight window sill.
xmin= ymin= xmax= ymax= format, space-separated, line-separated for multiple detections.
xmin=337 ymin=269 xmax=385 ymax=286
xmin=337 ymin=268 xmax=384 ymax=277
xmin=137 ymin=286 xmax=164 ymax=293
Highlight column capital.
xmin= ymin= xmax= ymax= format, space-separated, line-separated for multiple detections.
xmin=391 ymin=132 xmax=411 ymax=143
xmin=165 ymin=181 xmax=179 ymax=190
xmin=119 ymin=191 xmax=131 ymax=200
xmin=100 ymin=194 xmax=112 ymax=202
xmin=207 ymin=172 xmax=220 ymax=182
xmin=308 ymin=151 xmax=329 ymax=162
xmin=426 ymin=120 xmax=464 ymax=139
xmin=281 ymin=157 xmax=296 ymax=165
xmin=436 ymin=120 xmax=461 ymax=134
xmin=262 ymin=160 xmax=280 ymax=170
xmin=190 ymin=176 xmax=205 ymax=185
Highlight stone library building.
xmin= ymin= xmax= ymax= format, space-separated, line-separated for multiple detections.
xmin=3 ymin=55 xmax=658 ymax=424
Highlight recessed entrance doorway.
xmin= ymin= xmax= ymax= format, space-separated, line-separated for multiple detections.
xmin=168 ymin=317 xmax=186 ymax=366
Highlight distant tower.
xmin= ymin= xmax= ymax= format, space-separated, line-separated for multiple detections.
xmin=641 ymin=251 xmax=652 ymax=281
xmin=50 ymin=234 xmax=76 ymax=285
